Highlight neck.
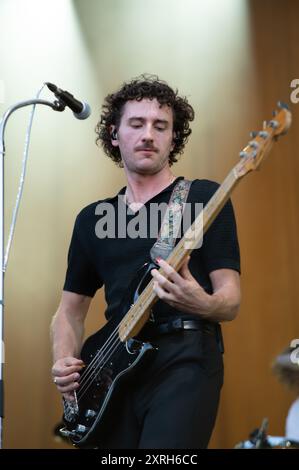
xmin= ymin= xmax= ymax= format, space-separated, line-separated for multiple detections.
xmin=124 ymin=169 xmax=176 ymax=206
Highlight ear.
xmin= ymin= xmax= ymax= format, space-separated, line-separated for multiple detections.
xmin=171 ymin=132 xmax=177 ymax=151
xmin=110 ymin=125 xmax=119 ymax=147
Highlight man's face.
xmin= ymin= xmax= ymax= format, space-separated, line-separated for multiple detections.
xmin=111 ymin=98 xmax=175 ymax=175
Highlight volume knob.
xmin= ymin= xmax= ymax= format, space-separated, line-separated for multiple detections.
xmin=76 ymin=424 xmax=88 ymax=434
xmin=85 ymin=409 xmax=97 ymax=419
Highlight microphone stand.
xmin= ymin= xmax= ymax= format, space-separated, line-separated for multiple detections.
xmin=254 ymin=417 xmax=269 ymax=449
xmin=0 ymin=97 xmax=65 ymax=449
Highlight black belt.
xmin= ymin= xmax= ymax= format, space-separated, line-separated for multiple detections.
xmin=139 ymin=318 xmax=224 ymax=353
xmin=141 ymin=318 xmax=212 ymax=336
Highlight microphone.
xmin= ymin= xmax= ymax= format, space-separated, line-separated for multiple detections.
xmin=45 ymin=82 xmax=91 ymax=120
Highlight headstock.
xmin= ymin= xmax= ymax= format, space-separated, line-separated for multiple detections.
xmin=235 ymin=102 xmax=292 ymax=179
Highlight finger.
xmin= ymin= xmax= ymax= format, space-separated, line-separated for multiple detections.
xmin=151 ymin=269 xmax=177 ymax=293
xmin=52 ymin=364 xmax=84 ymax=378
xmin=153 ymin=280 xmax=174 ymax=301
xmin=52 ymin=358 xmax=85 ymax=377
xmin=156 ymin=258 xmax=183 ymax=283
xmin=179 ymin=257 xmax=193 ymax=280
xmin=153 ymin=282 xmax=177 ymax=308
xmin=63 ymin=357 xmax=85 ymax=367
xmin=63 ymin=392 xmax=76 ymax=402
xmin=54 ymin=372 xmax=81 ymax=387
xmin=57 ymin=381 xmax=80 ymax=394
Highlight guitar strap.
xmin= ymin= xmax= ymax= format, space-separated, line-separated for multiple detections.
xmin=149 ymin=178 xmax=224 ymax=353
xmin=150 ymin=178 xmax=192 ymax=263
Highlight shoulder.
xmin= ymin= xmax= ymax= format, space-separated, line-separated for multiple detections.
xmin=75 ymin=201 xmax=101 ymax=227
xmin=188 ymin=179 xmax=220 ymax=203
xmin=191 ymin=178 xmax=219 ymax=191
xmin=75 ymin=192 xmax=122 ymax=226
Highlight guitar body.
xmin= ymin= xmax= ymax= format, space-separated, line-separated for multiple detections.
xmin=61 ymin=317 xmax=156 ymax=447
xmin=60 ymin=263 xmax=157 ymax=448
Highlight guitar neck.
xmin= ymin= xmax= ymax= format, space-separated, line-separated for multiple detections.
xmin=169 ymin=167 xmax=242 ymax=270
xmin=117 ymin=104 xmax=292 ymax=341
xmin=118 ymin=166 xmax=241 ymax=341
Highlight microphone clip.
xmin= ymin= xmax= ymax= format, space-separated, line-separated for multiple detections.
xmin=52 ymin=100 xmax=67 ymax=113
xmin=46 ymin=83 xmax=67 ymax=112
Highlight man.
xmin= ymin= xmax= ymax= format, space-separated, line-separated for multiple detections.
xmin=51 ymin=75 xmax=241 ymax=448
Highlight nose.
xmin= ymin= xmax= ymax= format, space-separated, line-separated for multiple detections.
xmin=142 ymin=124 xmax=154 ymax=142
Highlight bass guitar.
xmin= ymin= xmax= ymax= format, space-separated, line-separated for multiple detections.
xmin=60 ymin=103 xmax=292 ymax=448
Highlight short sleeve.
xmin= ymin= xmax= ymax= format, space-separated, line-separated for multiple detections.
xmin=201 ymin=196 xmax=240 ymax=274
xmin=63 ymin=214 xmax=103 ymax=297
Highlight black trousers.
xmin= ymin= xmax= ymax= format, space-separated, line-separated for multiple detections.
xmin=101 ymin=326 xmax=224 ymax=449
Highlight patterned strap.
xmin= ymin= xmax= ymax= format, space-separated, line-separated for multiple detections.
xmin=150 ymin=179 xmax=191 ymax=263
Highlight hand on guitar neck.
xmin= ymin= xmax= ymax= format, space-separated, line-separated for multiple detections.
xmin=151 ymin=257 xmax=241 ymax=322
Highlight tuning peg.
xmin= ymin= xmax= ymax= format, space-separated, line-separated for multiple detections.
xmin=272 ymin=110 xmax=278 ymax=117
xmin=249 ymin=140 xmax=259 ymax=149
xmin=277 ymin=101 xmax=289 ymax=110
xmin=258 ymin=131 xmax=269 ymax=139
xmin=250 ymin=131 xmax=258 ymax=138
xmin=239 ymin=151 xmax=247 ymax=158
xmin=269 ymin=119 xmax=279 ymax=129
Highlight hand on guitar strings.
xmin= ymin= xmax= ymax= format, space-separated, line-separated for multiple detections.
xmin=52 ymin=356 xmax=85 ymax=401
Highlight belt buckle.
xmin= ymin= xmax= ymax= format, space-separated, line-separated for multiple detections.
xmin=171 ymin=318 xmax=183 ymax=331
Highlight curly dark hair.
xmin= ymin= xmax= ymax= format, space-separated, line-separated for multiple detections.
xmin=95 ymin=74 xmax=195 ymax=167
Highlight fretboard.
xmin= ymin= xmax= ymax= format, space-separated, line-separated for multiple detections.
xmin=118 ymin=167 xmax=241 ymax=341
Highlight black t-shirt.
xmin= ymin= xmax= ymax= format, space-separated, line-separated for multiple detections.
xmin=63 ymin=177 xmax=240 ymax=322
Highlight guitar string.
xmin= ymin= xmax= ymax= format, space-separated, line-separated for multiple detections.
xmin=77 ymin=321 xmax=123 ymax=396
xmin=76 ymin=317 xmax=132 ymax=400
xmin=77 ymin=336 xmax=123 ymax=403
xmin=76 ymin=268 xmax=156 ymax=400
xmin=77 ymin=275 xmax=155 ymax=399
xmin=76 ymin=313 xmax=141 ymax=398
xmin=76 ymin=289 xmax=152 ymax=402
xmin=76 ymin=310 xmax=145 ymax=403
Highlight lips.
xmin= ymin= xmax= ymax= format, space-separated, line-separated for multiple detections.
xmin=136 ymin=148 xmax=157 ymax=153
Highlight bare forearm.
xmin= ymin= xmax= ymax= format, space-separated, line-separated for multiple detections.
xmin=169 ymin=282 xmax=240 ymax=322
xmin=51 ymin=308 xmax=85 ymax=362
xmin=199 ymin=287 xmax=241 ymax=322
xmin=152 ymin=260 xmax=241 ymax=323
xmin=51 ymin=292 xmax=91 ymax=398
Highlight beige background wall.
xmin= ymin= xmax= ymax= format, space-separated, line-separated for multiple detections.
xmin=0 ymin=0 xmax=298 ymax=448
